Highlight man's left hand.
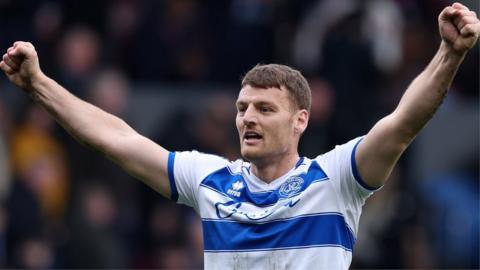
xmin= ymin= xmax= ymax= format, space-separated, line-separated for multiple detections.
xmin=439 ymin=2 xmax=480 ymax=54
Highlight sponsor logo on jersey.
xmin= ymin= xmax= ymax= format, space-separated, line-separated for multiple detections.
xmin=215 ymin=198 xmax=301 ymax=220
xmin=279 ymin=176 xmax=304 ymax=198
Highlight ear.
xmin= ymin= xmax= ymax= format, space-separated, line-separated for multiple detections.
xmin=293 ymin=109 xmax=309 ymax=135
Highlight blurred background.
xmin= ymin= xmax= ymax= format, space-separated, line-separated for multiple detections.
xmin=0 ymin=0 xmax=478 ymax=269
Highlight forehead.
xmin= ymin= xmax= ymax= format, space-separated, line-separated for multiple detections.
xmin=237 ymin=85 xmax=291 ymax=106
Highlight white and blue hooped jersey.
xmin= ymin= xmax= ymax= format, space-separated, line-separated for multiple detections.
xmin=167 ymin=137 xmax=379 ymax=270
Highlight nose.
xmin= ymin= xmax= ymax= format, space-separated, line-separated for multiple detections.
xmin=242 ymin=105 xmax=257 ymax=126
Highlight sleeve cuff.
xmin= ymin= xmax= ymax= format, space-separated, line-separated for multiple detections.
xmin=351 ymin=138 xmax=382 ymax=191
xmin=168 ymin=152 xmax=179 ymax=202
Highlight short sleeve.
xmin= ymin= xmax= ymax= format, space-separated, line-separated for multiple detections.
xmin=315 ymin=137 xmax=382 ymax=226
xmin=168 ymin=151 xmax=230 ymax=209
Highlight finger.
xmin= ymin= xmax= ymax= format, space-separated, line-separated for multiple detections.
xmin=13 ymin=41 xmax=27 ymax=47
xmin=460 ymin=23 xmax=480 ymax=37
xmin=5 ymin=47 xmax=19 ymax=63
xmin=452 ymin=2 xmax=470 ymax=11
xmin=440 ymin=6 xmax=456 ymax=20
xmin=456 ymin=15 xmax=479 ymax=31
xmin=451 ymin=9 xmax=475 ymax=26
xmin=0 ymin=61 xmax=15 ymax=75
xmin=9 ymin=44 xmax=31 ymax=58
xmin=13 ymin=41 xmax=34 ymax=49
xmin=7 ymin=50 xmax=23 ymax=65
xmin=2 ymin=54 xmax=19 ymax=71
xmin=453 ymin=12 xmax=462 ymax=27
xmin=454 ymin=9 xmax=475 ymax=18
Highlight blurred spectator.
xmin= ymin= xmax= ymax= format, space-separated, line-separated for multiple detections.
xmin=299 ymin=77 xmax=335 ymax=156
xmin=56 ymin=25 xmax=101 ymax=96
xmin=105 ymin=0 xmax=143 ymax=75
xmin=154 ymin=92 xmax=239 ymax=160
xmin=33 ymin=2 xmax=63 ymax=45
xmin=66 ymin=183 xmax=126 ymax=268
xmin=32 ymin=1 xmax=64 ymax=76
xmin=292 ymin=0 xmax=387 ymax=144
xmin=0 ymin=206 xmax=7 ymax=267
xmin=13 ymin=236 xmax=55 ymax=269
xmin=381 ymin=21 xmax=437 ymax=112
xmin=353 ymin=167 xmax=433 ymax=269
xmin=132 ymin=201 xmax=192 ymax=268
xmin=210 ymin=0 xmax=274 ymax=82
xmin=193 ymin=93 xmax=239 ymax=160
xmin=292 ymin=0 xmax=359 ymax=72
xmin=87 ymin=68 xmax=130 ymax=116
xmin=149 ymin=202 xmax=183 ymax=243
xmin=132 ymin=0 xmax=211 ymax=81
xmin=186 ymin=213 xmax=204 ymax=268
xmin=362 ymin=0 xmax=404 ymax=72
xmin=292 ymin=0 xmax=403 ymax=73
xmin=10 ymin=103 xmax=69 ymax=223
xmin=0 ymin=100 xmax=11 ymax=202
xmin=6 ymin=180 xmax=42 ymax=267
xmin=419 ymin=159 xmax=479 ymax=269
xmin=0 ymin=139 xmax=9 ymax=201
xmin=151 ymin=245 xmax=192 ymax=269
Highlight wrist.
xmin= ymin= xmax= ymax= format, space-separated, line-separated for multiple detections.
xmin=439 ymin=41 xmax=468 ymax=60
xmin=28 ymin=71 xmax=48 ymax=92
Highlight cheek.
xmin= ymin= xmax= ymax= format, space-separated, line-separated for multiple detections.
xmin=235 ymin=117 xmax=243 ymax=134
xmin=268 ymin=120 xmax=292 ymax=141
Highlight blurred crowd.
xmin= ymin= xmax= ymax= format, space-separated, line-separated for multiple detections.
xmin=0 ymin=0 xmax=478 ymax=269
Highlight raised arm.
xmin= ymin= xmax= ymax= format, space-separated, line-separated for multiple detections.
xmin=355 ymin=3 xmax=480 ymax=188
xmin=0 ymin=42 xmax=172 ymax=198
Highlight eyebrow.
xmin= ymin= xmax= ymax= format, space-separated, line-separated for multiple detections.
xmin=235 ymin=100 xmax=277 ymax=108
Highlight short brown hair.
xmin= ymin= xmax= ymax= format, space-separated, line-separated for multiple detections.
xmin=241 ymin=64 xmax=311 ymax=113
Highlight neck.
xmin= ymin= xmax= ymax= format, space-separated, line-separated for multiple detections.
xmin=251 ymin=152 xmax=300 ymax=183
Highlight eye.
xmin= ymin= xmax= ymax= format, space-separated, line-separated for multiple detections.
xmin=237 ymin=105 xmax=246 ymax=114
xmin=260 ymin=106 xmax=272 ymax=113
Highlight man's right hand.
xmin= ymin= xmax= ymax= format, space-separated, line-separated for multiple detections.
xmin=0 ymin=41 xmax=43 ymax=91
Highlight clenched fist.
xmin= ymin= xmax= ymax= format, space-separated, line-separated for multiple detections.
xmin=0 ymin=41 xmax=43 ymax=91
xmin=439 ymin=2 xmax=480 ymax=53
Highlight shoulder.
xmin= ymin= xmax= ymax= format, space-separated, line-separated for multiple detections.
xmin=315 ymin=137 xmax=363 ymax=161
xmin=174 ymin=150 xmax=231 ymax=164
xmin=172 ymin=150 xmax=243 ymax=178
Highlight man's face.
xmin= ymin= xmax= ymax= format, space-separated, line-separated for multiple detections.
xmin=235 ymin=85 xmax=304 ymax=164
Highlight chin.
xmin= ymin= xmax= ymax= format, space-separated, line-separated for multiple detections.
xmin=241 ymin=147 xmax=266 ymax=163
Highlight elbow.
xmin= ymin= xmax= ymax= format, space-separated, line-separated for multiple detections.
xmin=375 ymin=113 xmax=416 ymax=154
xmin=98 ymin=121 xmax=139 ymax=159
xmin=388 ymin=111 xmax=422 ymax=146
xmin=108 ymin=129 xmax=139 ymax=157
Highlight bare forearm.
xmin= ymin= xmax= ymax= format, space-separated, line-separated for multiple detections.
xmin=356 ymin=42 xmax=467 ymax=187
xmin=29 ymin=73 xmax=137 ymax=154
xmin=355 ymin=3 xmax=479 ymax=188
xmin=1 ymin=41 xmax=172 ymax=197
xmin=393 ymin=42 xmax=466 ymax=139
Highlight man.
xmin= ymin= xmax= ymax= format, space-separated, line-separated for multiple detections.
xmin=1 ymin=3 xmax=479 ymax=269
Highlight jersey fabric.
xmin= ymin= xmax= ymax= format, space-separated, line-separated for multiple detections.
xmin=167 ymin=137 xmax=379 ymax=270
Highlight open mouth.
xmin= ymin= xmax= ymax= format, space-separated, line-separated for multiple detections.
xmin=243 ymin=131 xmax=263 ymax=144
